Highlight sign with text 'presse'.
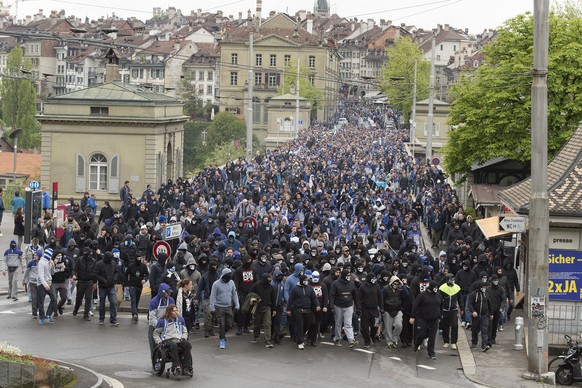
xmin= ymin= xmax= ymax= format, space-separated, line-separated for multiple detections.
xmin=549 ymin=249 xmax=582 ymax=301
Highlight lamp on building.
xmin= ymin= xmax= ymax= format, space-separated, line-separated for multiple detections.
xmin=9 ymin=128 xmax=22 ymax=189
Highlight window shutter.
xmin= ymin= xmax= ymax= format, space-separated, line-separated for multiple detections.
xmin=423 ymin=123 xmax=428 ymax=136
xmin=75 ymin=153 xmax=86 ymax=192
xmin=435 ymin=123 xmax=441 ymax=137
xmin=108 ymin=154 xmax=119 ymax=194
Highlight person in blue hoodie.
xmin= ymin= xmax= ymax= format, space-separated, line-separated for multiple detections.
xmin=210 ymin=268 xmax=239 ymax=349
xmin=283 ymin=263 xmax=303 ymax=341
xmin=148 ymin=283 xmax=175 ymax=355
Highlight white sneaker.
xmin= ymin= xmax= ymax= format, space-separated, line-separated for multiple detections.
xmin=461 ymin=322 xmax=466 ymax=328
xmin=298 ymin=343 xmax=305 ymax=350
xmin=0 ymin=232 xmax=3 ymax=237
xmin=451 ymin=343 xmax=458 ymax=350
xmin=443 ymin=343 xmax=449 ymax=349
xmin=498 ymin=325 xmax=504 ymax=331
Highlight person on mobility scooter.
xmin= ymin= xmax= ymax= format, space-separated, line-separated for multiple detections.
xmin=153 ymin=304 xmax=193 ymax=377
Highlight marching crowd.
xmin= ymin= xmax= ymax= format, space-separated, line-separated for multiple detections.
xmin=1 ymin=101 xmax=521 ymax=370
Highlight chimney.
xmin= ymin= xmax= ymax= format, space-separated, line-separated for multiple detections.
xmin=444 ymin=23 xmax=449 ymax=30
xmin=238 ymin=12 xmax=242 ymax=22
xmin=269 ymin=10 xmax=275 ymax=17
xmin=174 ymin=37 xmax=181 ymax=51
xmin=105 ymin=51 xmax=120 ymax=82
xmin=256 ymin=0 xmax=262 ymax=21
xmin=307 ymin=15 xmax=313 ymax=34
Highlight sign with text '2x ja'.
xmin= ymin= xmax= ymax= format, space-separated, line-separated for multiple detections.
xmin=498 ymin=215 xmax=527 ymax=233
xmin=549 ymin=249 xmax=582 ymax=301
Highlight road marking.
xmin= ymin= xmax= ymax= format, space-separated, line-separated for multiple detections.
xmin=100 ymin=373 xmax=125 ymax=388
xmin=320 ymin=341 xmax=335 ymax=346
xmin=417 ymin=365 xmax=437 ymax=370
xmin=354 ymin=349 xmax=374 ymax=354
xmin=0 ymin=310 xmax=16 ymax=314
xmin=390 ymin=356 xmax=402 ymax=361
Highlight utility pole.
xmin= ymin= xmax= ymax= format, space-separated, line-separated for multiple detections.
xmin=295 ymin=57 xmax=300 ymax=139
xmin=411 ymin=60 xmax=417 ymax=159
xmin=246 ymin=29 xmax=254 ymax=162
xmin=426 ymin=33 xmax=436 ymax=164
xmin=528 ymin=0 xmax=550 ymax=378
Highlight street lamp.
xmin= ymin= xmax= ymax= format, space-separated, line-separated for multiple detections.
xmin=9 ymin=128 xmax=22 ymax=190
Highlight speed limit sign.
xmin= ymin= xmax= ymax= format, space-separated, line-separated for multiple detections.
xmin=153 ymin=240 xmax=172 ymax=260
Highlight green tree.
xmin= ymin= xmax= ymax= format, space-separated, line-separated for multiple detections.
xmin=1 ymin=47 xmax=40 ymax=148
xmin=183 ymin=120 xmax=211 ymax=172
xmin=278 ymin=62 xmax=323 ymax=114
xmin=207 ymin=111 xmax=246 ymax=149
xmin=443 ymin=10 xmax=582 ymax=180
xmin=179 ymin=75 xmax=205 ymax=119
xmin=379 ymin=37 xmax=430 ymax=122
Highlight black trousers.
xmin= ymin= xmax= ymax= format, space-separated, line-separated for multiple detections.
xmin=489 ymin=311 xmax=501 ymax=343
xmin=360 ymin=308 xmax=378 ymax=346
xmin=441 ymin=310 xmax=459 ymax=344
xmin=272 ymin=305 xmax=283 ymax=341
xmin=414 ymin=317 xmax=439 ymax=357
xmin=293 ymin=309 xmax=313 ymax=345
xmin=165 ymin=340 xmax=192 ymax=369
xmin=308 ymin=310 xmax=323 ymax=343
xmin=471 ymin=315 xmax=489 ymax=348
xmin=74 ymin=280 xmax=93 ymax=318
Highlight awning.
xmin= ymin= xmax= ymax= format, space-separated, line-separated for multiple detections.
xmin=475 ymin=215 xmax=514 ymax=240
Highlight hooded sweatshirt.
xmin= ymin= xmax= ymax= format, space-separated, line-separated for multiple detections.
xmin=2 ymin=240 xmax=23 ymax=271
xmin=382 ymin=276 xmax=404 ymax=314
xmin=210 ymin=268 xmax=240 ymax=311
xmin=283 ymin=263 xmax=304 ymax=302
xmin=148 ymin=283 xmax=176 ymax=327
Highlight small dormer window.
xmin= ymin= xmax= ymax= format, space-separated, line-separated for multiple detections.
xmin=90 ymin=107 xmax=109 ymax=116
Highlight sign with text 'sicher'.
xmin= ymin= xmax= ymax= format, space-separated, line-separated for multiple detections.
xmin=548 ymin=249 xmax=582 ymax=301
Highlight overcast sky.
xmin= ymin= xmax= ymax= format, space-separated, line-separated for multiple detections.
xmin=13 ymin=0 xmax=563 ymax=33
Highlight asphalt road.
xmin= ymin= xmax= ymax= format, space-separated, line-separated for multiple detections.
xmin=0 ymin=295 xmax=478 ymax=388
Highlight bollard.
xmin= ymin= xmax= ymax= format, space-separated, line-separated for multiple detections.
xmin=514 ymin=316 xmax=524 ymax=351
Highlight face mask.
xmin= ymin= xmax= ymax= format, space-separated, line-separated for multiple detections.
xmin=289 ymin=258 xmax=295 ymax=264
xmin=432 ymin=287 xmax=438 ymax=293
xmin=260 ymin=256 xmax=267 ymax=263
xmin=222 ymin=274 xmax=232 ymax=283
xmin=344 ymin=275 xmax=351 ymax=282
xmin=169 ymin=268 xmax=176 ymax=273
xmin=302 ymin=280 xmax=309 ymax=286
xmin=402 ymin=262 xmax=408 ymax=268
xmin=357 ymin=267 xmax=363 ymax=273
xmin=463 ymin=266 xmax=468 ymax=270
xmin=383 ymin=277 xmax=389 ymax=282
xmin=370 ymin=278 xmax=377 ymax=284
xmin=10 ymin=244 xmax=16 ymax=249
xmin=329 ymin=258 xmax=336 ymax=264
xmin=189 ymin=265 xmax=195 ymax=271
xmin=492 ymin=281 xmax=499 ymax=286
xmin=480 ymin=287 xmax=487 ymax=293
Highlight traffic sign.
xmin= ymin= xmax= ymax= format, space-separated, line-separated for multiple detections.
xmin=165 ymin=223 xmax=183 ymax=240
xmin=298 ymin=119 xmax=303 ymax=126
xmin=29 ymin=180 xmax=40 ymax=190
xmin=432 ymin=158 xmax=440 ymax=166
xmin=153 ymin=240 xmax=171 ymax=260
xmin=498 ymin=215 xmax=527 ymax=233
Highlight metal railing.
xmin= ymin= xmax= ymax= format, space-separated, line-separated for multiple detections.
xmin=547 ymin=302 xmax=582 ymax=345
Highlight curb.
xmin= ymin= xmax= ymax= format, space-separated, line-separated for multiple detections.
xmin=457 ymin=326 xmax=492 ymax=387
xmin=49 ymin=358 xmax=104 ymax=388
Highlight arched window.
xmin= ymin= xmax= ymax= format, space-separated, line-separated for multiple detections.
xmin=89 ymin=153 xmax=108 ymax=191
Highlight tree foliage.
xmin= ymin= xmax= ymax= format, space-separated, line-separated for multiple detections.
xmin=379 ymin=37 xmax=430 ymax=122
xmin=1 ymin=47 xmax=40 ymax=148
xmin=444 ymin=10 xmax=582 ymax=180
xmin=207 ymin=111 xmax=246 ymax=149
xmin=278 ymin=62 xmax=323 ymax=111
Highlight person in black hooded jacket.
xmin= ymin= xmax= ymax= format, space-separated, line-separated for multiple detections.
xmin=196 ymin=260 xmax=219 ymax=337
xmin=250 ymin=273 xmax=277 ymax=347
xmin=72 ymin=247 xmax=96 ymax=320
xmin=95 ymin=251 xmax=121 ymax=325
xmin=410 ymin=280 xmax=442 ymax=359
xmin=234 ymin=255 xmax=258 ymax=335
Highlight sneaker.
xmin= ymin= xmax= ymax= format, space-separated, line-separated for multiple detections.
xmin=451 ymin=343 xmax=458 ymax=350
xmin=319 ymin=333 xmax=325 ymax=339
xmin=236 ymin=327 xmax=243 ymax=336
xmin=334 ymin=340 xmax=342 ymax=347
xmin=204 ymin=333 xmax=209 ymax=338
xmin=219 ymin=339 xmax=226 ymax=349
xmin=250 ymin=337 xmax=258 ymax=344
xmin=47 ymin=316 xmax=54 ymax=324
xmin=12 ymin=297 xmax=18 ymax=301
xmin=132 ymin=314 xmax=138 ymax=322
xmin=348 ymin=340 xmax=358 ymax=348
xmin=298 ymin=343 xmax=305 ymax=350
xmin=265 ymin=341 xmax=273 ymax=348
xmin=386 ymin=342 xmax=393 ymax=349
xmin=90 ymin=311 xmax=94 ymax=317
xmin=498 ymin=325 xmax=504 ymax=331
xmin=195 ymin=322 xmax=200 ymax=330
xmin=363 ymin=344 xmax=371 ymax=349
xmin=98 ymin=320 xmax=105 ymax=325
xmin=38 ymin=319 xmax=45 ymax=325
xmin=32 ymin=314 xmax=37 ymax=319
xmin=5 ymin=296 xmax=10 ymax=299
xmin=466 ymin=324 xmax=471 ymax=329
xmin=28 ymin=296 xmax=32 ymax=302
xmin=461 ymin=322 xmax=466 ymax=328
xmin=83 ymin=316 xmax=91 ymax=321
xmin=0 ymin=232 xmax=3 ymax=236
xmin=110 ymin=321 xmax=119 ymax=326
xmin=58 ymin=306 xmax=64 ymax=315
xmin=443 ymin=343 xmax=449 ymax=349
xmin=67 ymin=300 xmax=72 ymax=305
xmin=429 ymin=355 xmax=437 ymax=360
xmin=93 ymin=299 xmax=98 ymax=305
xmin=471 ymin=344 xmax=477 ymax=349
xmin=183 ymin=367 xmax=193 ymax=377
xmin=482 ymin=345 xmax=490 ymax=352
xmin=174 ymin=366 xmax=182 ymax=376
xmin=72 ymin=310 xmax=78 ymax=317
xmin=243 ymin=327 xmax=250 ymax=334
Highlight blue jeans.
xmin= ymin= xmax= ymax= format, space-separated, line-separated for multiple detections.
xmin=99 ymin=286 xmax=117 ymax=323
xmin=38 ymin=284 xmax=56 ymax=320
xmin=129 ymin=286 xmax=142 ymax=315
